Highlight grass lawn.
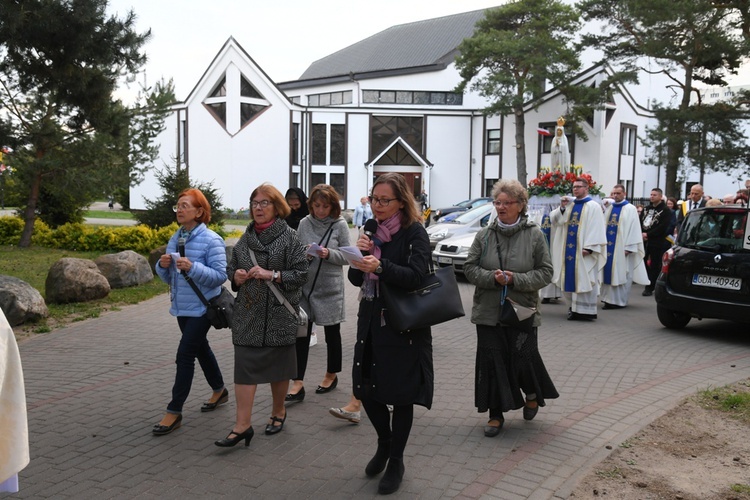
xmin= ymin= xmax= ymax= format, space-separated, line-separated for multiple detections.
xmin=1 ymin=245 xmax=168 ymax=339
xmin=84 ymin=209 xmax=135 ymax=220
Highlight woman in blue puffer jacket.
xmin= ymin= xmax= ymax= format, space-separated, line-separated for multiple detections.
xmin=152 ymin=188 xmax=229 ymax=436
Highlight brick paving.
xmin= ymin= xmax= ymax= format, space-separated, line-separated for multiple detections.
xmin=8 ymin=249 xmax=750 ymax=499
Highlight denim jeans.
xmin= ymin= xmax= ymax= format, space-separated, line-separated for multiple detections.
xmin=167 ymin=315 xmax=224 ymax=414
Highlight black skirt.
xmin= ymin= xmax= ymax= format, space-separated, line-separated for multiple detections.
xmin=474 ymin=324 xmax=559 ymax=413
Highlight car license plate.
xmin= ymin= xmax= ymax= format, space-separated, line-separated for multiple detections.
xmin=692 ymin=274 xmax=742 ymax=290
xmin=437 ymin=256 xmax=453 ymax=264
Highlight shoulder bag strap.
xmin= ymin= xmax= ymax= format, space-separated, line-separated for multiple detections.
xmin=306 ymin=223 xmax=335 ymax=300
xmin=495 ymin=236 xmax=509 ymax=305
xmin=182 ymin=270 xmax=210 ymax=307
xmin=249 ymin=248 xmax=298 ymax=317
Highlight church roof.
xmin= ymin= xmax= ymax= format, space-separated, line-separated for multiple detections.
xmin=297 ymin=8 xmax=493 ymax=81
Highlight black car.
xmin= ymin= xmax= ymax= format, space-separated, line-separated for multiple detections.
xmin=432 ymin=197 xmax=492 ymax=224
xmin=655 ymin=205 xmax=750 ymax=329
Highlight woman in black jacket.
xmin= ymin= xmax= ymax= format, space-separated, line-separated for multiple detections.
xmin=349 ymin=173 xmax=433 ymax=495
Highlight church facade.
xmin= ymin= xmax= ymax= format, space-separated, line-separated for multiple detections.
xmin=130 ymin=7 xmax=739 ymax=212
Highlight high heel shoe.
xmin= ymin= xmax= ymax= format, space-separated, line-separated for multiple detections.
xmin=265 ymin=413 xmax=287 ymax=435
xmin=201 ymin=388 xmax=229 ymax=412
xmin=315 ymin=375 xmax=338 ymax=394
xmin=214 ymin=426 xmax=254 ymax=447
xmin=152 ymin=414 xmax=182 ymax=436
xmin=285 ymin=386 xmax=305 ymax=403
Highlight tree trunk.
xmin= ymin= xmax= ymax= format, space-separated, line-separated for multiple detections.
xmin=18 ymin=172 xmax=42 ymax=248
xmin=514 ymin=104 xmax=527 ymax=183
xmin=665 ymin=72 xmax=694 ymax=199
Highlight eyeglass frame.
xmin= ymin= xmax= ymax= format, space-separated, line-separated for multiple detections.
xmin=368 ymin=196 xmax=399 ymax=207
xmin=492 ymin=200 xmax=519 ymax=207
xmin=172 ymin=203 xmax=196 ymax=212
xmin=250 ymin=200 xmax=273 ymax=209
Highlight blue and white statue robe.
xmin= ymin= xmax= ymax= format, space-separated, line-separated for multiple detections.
xmin=600 ymin=200 xmax=649 ymax=307
xmin=550 ymin=197 xmax=607 ymax=315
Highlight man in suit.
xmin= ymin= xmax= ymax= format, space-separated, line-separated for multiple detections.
xmin=677 ymin=184 xmax=706 ymax=225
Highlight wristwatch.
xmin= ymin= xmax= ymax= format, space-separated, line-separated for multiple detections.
xmin=375 ymin=263 xmax=383 ymax=274
xmin=272 ymin=270 xmax=279 ymax=281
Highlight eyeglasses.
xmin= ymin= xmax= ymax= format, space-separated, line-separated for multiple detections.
xmin=493 ymin=200 xmax=518 ymax=207
xmin=572 ymin=185 xmax=587 ymax=189
xmin=251 ymin=200 xmax=272 ymax=209
xmin=369 ymin=196 xmax=398 ymax=207
xmin=172 ymin=203 xmax=195 ymax=212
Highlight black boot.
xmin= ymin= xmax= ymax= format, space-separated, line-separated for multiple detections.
xmin=365 ymin=438 xmax=391 ymax=476
xmin=378 ymin=458 xmax=404 ymax=495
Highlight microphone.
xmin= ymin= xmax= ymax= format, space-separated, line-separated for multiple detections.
xmin=362 ymin=219 xmax=378 ymax=256
xmin=177 ymin=237 xmax=186 ymax=258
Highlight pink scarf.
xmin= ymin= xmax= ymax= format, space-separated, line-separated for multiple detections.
xmin=253 ymin=218 xmax=276 ymax=234
xmin=367 ymin=212 xmax=401 ymax=281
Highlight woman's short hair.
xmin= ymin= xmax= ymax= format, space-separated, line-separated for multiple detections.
xmin=491 ymin=179 xmax=529 ymax=215
xmin=178 ymin=188 xmax=211 ymax=224
xmin=371 ymin=173 xmax=421 ymax=226
xmin=308 ymin=184 xmax=342 ymax=218
xmin=250 ymin=183 xmax=291 ymax=219
xmin=667 ymin=197 xmax=678 ymax=208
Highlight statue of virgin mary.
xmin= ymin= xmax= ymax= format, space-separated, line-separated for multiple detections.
xmin=550 ymin=116 xmax=570 ymax=172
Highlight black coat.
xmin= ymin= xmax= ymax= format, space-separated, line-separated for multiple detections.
xmin=348 ymin=221 xmax=434 ymax=409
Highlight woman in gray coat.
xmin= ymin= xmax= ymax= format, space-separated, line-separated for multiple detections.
xmin=464 ymin=179 xmax=558 ymax=438
xmin=286 ymin=184 xmax=351 ymax=401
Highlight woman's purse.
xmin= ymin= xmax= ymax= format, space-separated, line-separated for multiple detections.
xmin=183 ymin=274 xmax=234 ymax=330
xmin=380 ymin=260 xmax=465 ymax=333
xmin=249 ymin=249 xmax=308 ymax=337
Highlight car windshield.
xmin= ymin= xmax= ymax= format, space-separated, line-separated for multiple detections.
xmin=453 ymin=205 xmax=492 ymax=224
xmin=679 ymin=208 xmax=749 ymax=253
xmin=454 ymin=199 xmax=472 ymax=207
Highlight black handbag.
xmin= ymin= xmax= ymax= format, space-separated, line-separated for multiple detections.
xmin=380 ymin=262 xmax=465 ymax=333
xmin=183 ymin=273 xmax=234 ymax=330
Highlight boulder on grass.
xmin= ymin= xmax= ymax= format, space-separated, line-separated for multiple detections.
xmin=149 ymin=245 xmax=167 ymax=275
xmin=0 ymin=275 xmax=49 ymax=326
xmin=95 ymin=250 xmax=153 ymax=289
xmin=45 ymin=258 xmax=110 ymax=304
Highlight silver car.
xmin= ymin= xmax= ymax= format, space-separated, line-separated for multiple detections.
xmin=432 ymin=231 xmax=479 ymax=274
xmin=426 ymin=203 xmax=494 ymax=249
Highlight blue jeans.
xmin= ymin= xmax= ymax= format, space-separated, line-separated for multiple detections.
xmin=167 ymin=315 xmax=224 ymax=414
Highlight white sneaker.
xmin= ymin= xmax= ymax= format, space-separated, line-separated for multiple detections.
xmin=309 ymin=332 xmax=318 ymax=347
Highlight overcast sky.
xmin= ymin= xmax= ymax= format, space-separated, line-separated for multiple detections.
xmin=107 ymin=0 xmax=505 ymax=101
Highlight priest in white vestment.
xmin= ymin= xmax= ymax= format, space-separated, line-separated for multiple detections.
xmin=539 ymin=197 xmax=568 ymax=302
xmin=600 ymin=185 xmax=650 ymax=309
xmin=0 ymin=308 xmax=29 ymax=493
xmin=549 ymin=178 xmax=607 ymax=320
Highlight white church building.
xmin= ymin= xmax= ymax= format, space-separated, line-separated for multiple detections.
xmin=130 ymin=7 xmax=744 ymax=212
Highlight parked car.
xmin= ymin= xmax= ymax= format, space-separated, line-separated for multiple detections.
xmin=432 ymin=197 xmax=492 ymax=223
xmin=427 ymin=203 xmax=495 ymax=250
xmin=654 ymin=205 xmax=750 ymax=329
xmin=433 ymin=231 xmax=479 ymax=274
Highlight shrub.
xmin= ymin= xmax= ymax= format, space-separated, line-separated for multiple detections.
xmin=0 ymin=216 xmax=173 ymax=252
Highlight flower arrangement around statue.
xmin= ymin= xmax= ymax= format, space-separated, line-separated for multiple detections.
xmin=528 ymin=167 xmax=604 ymax=197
